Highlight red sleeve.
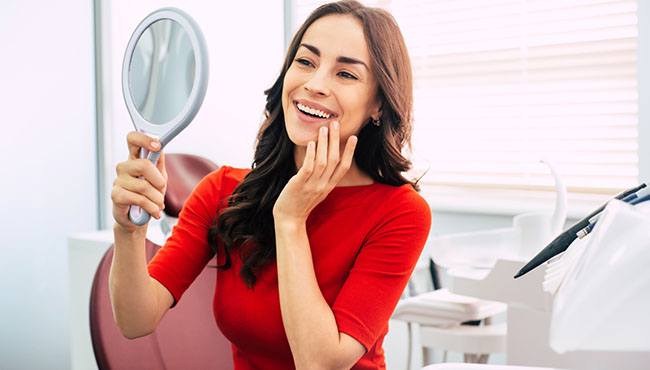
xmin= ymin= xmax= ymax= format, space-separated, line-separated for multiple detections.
xmin=147 ymin=165 xmax=229 ymax=308
xmin=331 ymin=188 xmax=432 ymax=350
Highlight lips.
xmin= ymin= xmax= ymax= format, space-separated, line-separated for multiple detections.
xmin=293 ymin=103 xmax=328 ymax=123
xmin=293 ymin=99 xmax=338 ymax=118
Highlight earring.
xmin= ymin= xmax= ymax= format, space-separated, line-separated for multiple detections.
xmin=372 ymin=117 xmax=381 ymax=126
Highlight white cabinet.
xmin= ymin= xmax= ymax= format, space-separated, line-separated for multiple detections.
xmin=68 ymin=230 xmax=113 ymax=370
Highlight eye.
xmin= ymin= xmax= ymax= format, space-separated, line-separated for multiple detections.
xmin=338 ymin=71 xmax=358 ymax=80
xmin=294 ymin=58 xmax=313 ymax=67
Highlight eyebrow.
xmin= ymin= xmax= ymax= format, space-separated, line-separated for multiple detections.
xmin=299 ymin=43 xmax=369 ymax=71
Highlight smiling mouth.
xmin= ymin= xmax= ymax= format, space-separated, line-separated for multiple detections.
xmin=294 ymin=101 xmax=336 ymax=119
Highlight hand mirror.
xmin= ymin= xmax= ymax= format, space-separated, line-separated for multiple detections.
xmin=122 ymin=7 xmax=209 ymax=226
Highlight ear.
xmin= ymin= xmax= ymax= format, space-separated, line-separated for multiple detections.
xmin=369 ymin=98 xmax=383 ymax=121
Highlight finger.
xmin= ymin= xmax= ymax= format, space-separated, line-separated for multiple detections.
xmin=324 ymin=120 xmax=340 ymax=179
xmin=157 ymin=151 xmax=167 ymax=181
xmin=313 ymin=126 xmax=329 ymax=178
xmin=127 ymin=131 xmax=161 ymax=160
xmin=296 ymin=141 xmax=316 ymax=182
xmin=140 ymin=158 xmax=167 ymax=191
xmin=331 ymin=135 xmax=358 ymax=184
xmin=111 ymin=187 xmax=162 ymax=219
xmin=121 ymin=158 xmax=166 ymax=191
xmin=120 ymin=176 xmax=165 ymax=210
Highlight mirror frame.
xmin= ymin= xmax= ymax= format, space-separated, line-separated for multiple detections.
xmin=121 ymin=7 xmax=209 ymax=146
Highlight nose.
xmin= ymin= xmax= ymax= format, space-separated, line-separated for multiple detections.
xmin=303 ymin=70 xmax=330 ymax=97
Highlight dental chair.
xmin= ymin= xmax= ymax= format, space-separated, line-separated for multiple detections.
xmin=393 ymin=258 xmax=507 ymax=369
xmin=89 ymin=153 xmax=233 ymax=370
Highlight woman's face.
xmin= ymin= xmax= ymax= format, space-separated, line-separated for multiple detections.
xmin=282 ymin=14 xmax=381 ymax=147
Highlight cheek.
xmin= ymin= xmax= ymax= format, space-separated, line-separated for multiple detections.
xmin=282 ymin=70 xmax=299 ymax=110
xmin=350 ymin=84 xmax=373 ymax=108
xmin=283 ymin=67 xmax=300 ymax=91
xmin=339 ymin=113 xmax=363 ymax=139
xmin=341 ymin=91 xmax=372 ymax=122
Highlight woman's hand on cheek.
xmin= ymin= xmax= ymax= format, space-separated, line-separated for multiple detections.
xmin=273 ymin=120 xmax=358 ymax=225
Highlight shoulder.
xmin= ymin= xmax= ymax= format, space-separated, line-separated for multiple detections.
xmin=366 ymin=183 xmax=432 ymax=234
xmin=186 ymin=165 xmax=251 ymax=213
xmin=394 ymin=183 xmax=429 ymax=204
xmin=376 ymin=183 xmax=431 ymax=215
xmin=196 ymin=165 xmax=251 ymax=195
xmin=357 ymin=184 xmax=432 ymax=260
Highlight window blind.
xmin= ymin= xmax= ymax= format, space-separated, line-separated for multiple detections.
xmin=291 ymin=0 xmax=639 ymax=195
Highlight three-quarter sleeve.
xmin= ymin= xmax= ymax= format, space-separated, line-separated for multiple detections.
xmin=147 ymin=166 xmax=229 ymax=307
xmin=331 ymin=189 xmax=432 ymax=350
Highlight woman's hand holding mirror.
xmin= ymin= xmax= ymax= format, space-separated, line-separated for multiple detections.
xmin=112 ymin=131 xmax=168 ymax=233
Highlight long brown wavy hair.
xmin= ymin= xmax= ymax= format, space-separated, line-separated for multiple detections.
xmin=208 ymin=0 xmax=419 ymax=288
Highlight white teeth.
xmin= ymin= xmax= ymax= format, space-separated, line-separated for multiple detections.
xmin=297 ymin=103 xmax=331 ymax=119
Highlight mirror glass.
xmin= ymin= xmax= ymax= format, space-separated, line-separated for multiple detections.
xmin=129 ymin=19 xmax=196 ymax=125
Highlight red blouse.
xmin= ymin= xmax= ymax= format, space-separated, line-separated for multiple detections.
xmin=148 ymin=165 xmax=432 ymax=369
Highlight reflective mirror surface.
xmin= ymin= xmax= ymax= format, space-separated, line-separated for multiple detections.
xmin=129 ymin=19 xmax=196 ymax=125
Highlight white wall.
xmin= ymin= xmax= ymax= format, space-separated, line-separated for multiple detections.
xmin=0 ymin=1 xmax=97 ymax=369
xmin=99 ymin=0 xmax=285 ymax=228
xmin=639 ymin=0 xmax=649 ymax=183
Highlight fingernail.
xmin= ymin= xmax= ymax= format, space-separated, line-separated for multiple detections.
xmin=151 ymin=141 xmax=160 ymax=149
xmin=333 ymin=121 xmax=339 ymax=130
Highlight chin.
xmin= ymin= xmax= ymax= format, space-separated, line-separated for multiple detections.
xmin=286 ymin=130 xmax=312 ymax=147
xmin=285 ymin=119 xmax=316 ymax=147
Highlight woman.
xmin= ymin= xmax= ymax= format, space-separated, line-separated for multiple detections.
xmin=110 ymin=1 xmax=431 ymax=369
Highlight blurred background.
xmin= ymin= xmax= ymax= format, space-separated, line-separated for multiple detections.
xmin=0 ymin=1 xmax=648 ymax=369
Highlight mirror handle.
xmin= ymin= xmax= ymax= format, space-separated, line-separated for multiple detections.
xmin=128 ymin=147 xmax=161 ymax=226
